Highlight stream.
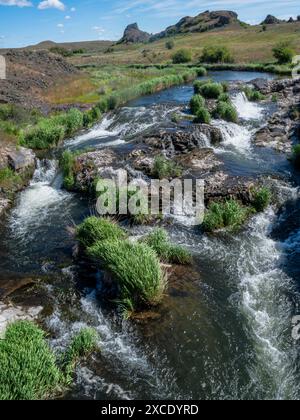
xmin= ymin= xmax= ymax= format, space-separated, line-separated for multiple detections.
xmin=1 ymin=70 xmax=300 ymax=400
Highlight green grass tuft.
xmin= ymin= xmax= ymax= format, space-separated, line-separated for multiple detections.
xmin=152 ymin=155 xmax=183 ymax=179
xmin=142 ymin=228 xmax=192 ymax=265
xmin=243 ymin=86 xmax=266 ymax=102
xmin=203 ymin=200 xmax=250 ymax=232
xmin=214 ymin=101 xmax=238 ymax=123
xmin=190 ymin=94 xmax=205 ymax=115
xmin=197 ymin=82 xmax=224 ymax=99
xmin=76 ymin=216 xmax=127 ymax=248
xmin=252 ymin=187 xmax=272 ymax=212
xmin=194 ymin=107 xmax=211 ymax=124
xmin=88 ymin=239 xmax=167 ymax=314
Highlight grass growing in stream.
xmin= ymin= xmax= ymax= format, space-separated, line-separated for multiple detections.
xmin=203 ymin=200 xmax=251 ymax=232
xmin=0 ymin=321 xmax=99 ymax=400
xmin=142 ymin=228 xmax=192 ymax=265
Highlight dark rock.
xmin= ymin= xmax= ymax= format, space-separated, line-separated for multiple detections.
xmin=151 ymin=10 xmax=240 ymax=40
xmin=250 ymin=78 xmax=270 ymax=93
xmin=119 ymin=23 xmax=151 ymax=44
xmin=261 ymin=15 xmax=282 ymax=25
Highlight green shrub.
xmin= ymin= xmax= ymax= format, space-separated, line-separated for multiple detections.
xmin=0 ymin=321 xmax=62 ymax=400
xmin=243 ymin=86 xmax=265 ymax=102
xmin=221 ymin=82 xmax=229 ymax=93
xmin=273 ymin=42 xmax=295 ymax=64
xmin=142 ymin=228 xmax=192 ymax=265
xmin=165 ymin=40 xmax=175 ymax=50
xmin=50 ymin=46 xmax=73 ymax=57
xmin=152 ymin=155 xmax=182 ymax=179
xmin=20 ymin=118 xmax=65 ymax=150
xmin=203 ymin=200 xmax=249 ymax=232
xmin=194 ymin=107 xmax=211 ymax=124
xmin=61 ymin=108 xmax=84 ymax=136
xmin=88 ymin=240 xmax=167 ymax=313
xmin=62 ymin=328 xmax=99 ymax=381
xmin=218 ymin=93 xmax=230 ymax=103
xmin=196 ymin=67 xmax=207 ymax=77
xmin=190 ymin=94 xmax=205 ymax=115
xmin=214 ymin=101 xmax=238 ymax=123
xmin=83 ymin=107 xmax=102 ymax=127
xmin=60 ymin=150 xmax=77 ymax=190
xmin=201 ymin=46 xmax=233 ymax=64
xmin=0 ymin=167 xmax=21 ymax=187
xmin=198 ymin=82 xmax=224 ymax=99
xmin=76 ymin=216 xmax=127 ymax=248
xmin=252 ymin=187 xmax=272 ymax=212
xmin=194 ymin=79 xmax=211 ymax=94
xmin=172 ymin=49 xmax=192 ymax=64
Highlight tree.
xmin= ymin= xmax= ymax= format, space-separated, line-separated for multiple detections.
xmin=273 ymin=42 xmax=295 ymax=64
xmin=172 ymin=49 xmax=192 ymax=64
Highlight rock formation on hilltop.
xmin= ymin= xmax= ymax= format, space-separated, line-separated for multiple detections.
xmin=118 ymin=23 xmax=151 ymax=44
xmin=261 ymin=15 xmax=283 ymax=24
xmin=150 ymin=10 xmax=240 ymax=41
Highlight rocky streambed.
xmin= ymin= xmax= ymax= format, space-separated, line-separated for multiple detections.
xmin=1 ymin=71 xmax=300 ymax=400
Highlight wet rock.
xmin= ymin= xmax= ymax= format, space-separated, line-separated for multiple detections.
xmin=179 ymin=149 xmax=223 ymax=173
xmin=0 ymin=197 xmax=11 ymax=216
xmin=250 ymin=78 xmax=270 ymax=93
xmin=7 ymin=147 xmax=35 ymax=172
xmin=0 ymin=302 xmax=43 ymax=338
xmin=0 ymin=276 xmax=35 ymax=299
xmin=142 ymin=124 xmax=223 ymax=155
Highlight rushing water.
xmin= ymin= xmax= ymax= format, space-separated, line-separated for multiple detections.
xmin=0 ymin=71 xmax=300 ymax=400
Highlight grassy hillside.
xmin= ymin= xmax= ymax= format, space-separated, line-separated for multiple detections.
xmin=69 ymin=22 xmax=300 ymax=66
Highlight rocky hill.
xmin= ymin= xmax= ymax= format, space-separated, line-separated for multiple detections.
xmin=261 ymin=14 xmax=300 ymax=25
xmin=118 ymin=23 xmax=151 ymax=44
xmin=0 ymin=50 xmax=79 ymax=109
xmin=150 ymin=10 xmax=241 ymax=41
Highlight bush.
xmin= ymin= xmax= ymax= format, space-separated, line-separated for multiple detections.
xmin=198 ymin=82 xmax=224 ymax=99
xmin=194 ymin=107 xmax=211 ymax=124
xmin=172 ymin=49 xmax=192 ymax=64
xmin=190 ymin=94 xmax=205 ymax=115
xmin=76 ymin=216 xmax=127 ymax=248
xmin=20 ymin=118 xmax=65 ymax=149
xmin=165 ymin=40 xmax=175 ymax=50
xmin=252 ymin=187 xmax=272 ymax=212
xmin=142 ymin=228 xmax=192 ymax=265
xmin=203 ymin=200 xmax=249 ymax=232
xmin=218 ymin=93 xmax=230 ymax=103
xmin=152 ymin=155 xmax=182 ymax=179
xmin=196 ymin=67 xmax=207 ymax=77
xmin=243 ymin=86 xmax=265 ymax=102
xmin=214 ymin=101 xmax=238 ymax=123
xmin=201 ymin=46 xmax=233 ymax=64
xmin=61 ymin=108 xmax=84 ymax=136
xmin=83 ymin=107 xmax=102 ymax=127
xmin=194 ymin=79 xmax=211 ymax=94
xmin=0 ymin=321 xmax=62 ymax=400
xmin=273 ymin=42 xmax=295 ymax=64
xmin=88 ymin=240 xmax=167 ymax=313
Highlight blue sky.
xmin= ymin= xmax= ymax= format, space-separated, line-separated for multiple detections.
xmin=0 ymin=0 xmax=299 ymax=48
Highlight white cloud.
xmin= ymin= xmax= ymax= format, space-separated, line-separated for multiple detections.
xmin=38 ymin=0 xmax=65 ymax=11
xmin=65 ymin=15 xmax=71 ymax=19
xmin=57 ymin=23 xmax=64 ymax=27
xmin=0 ymin=0 xmax=32 ymax=6
xmin=70 ymin=7 xmax=76 ymax=12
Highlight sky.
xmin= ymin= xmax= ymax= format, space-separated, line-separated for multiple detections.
xmin=0 ymin=0 xmax=299 ymax=48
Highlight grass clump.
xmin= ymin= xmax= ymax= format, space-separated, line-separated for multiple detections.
xmin=196 ymin=67 xmax=207 ymax=77
xmin=243 ymin=86 xmax=265 ymax=102
xmin=152 ymin=155 xmax=182 ymax=179
xmin=197 ymin=82 xmax=224 ymax=99
xmin=214 ymin=101 xmax=238 ymax=123
xmin=0 ymin=167 xmax=21 ymax=189
xmin=0 ymin=321 xmax=62 ymax=400
xmin=194 ymin=79 xmax=211 ymax=94
xmin=218 ymin=92 xmax=230 ymax=103
xmin=88 ymin=240 xmax=167 ymax=314
xmin=194 ymin=107 xmax=211 ymax=124
xmin=203 ymin=200 xmax=249 ymax=232
xmin=252 ymin=187 xmax=272 ymax=212
xmin=273 ymin=42 xmax=295 ymax=64
xmin=20 ymin=118 xmax=65 ymax=149
xmin=142 ymin=228 xmax=192 ymax=265
xmin=60 ymin=150 xmax=78 ymax=190
xmin=76 ymin=216 xmax=127 ymax=248
xmin=62 ymin=328 xmax=99 ymax=381
xmin=190 ymin=94 xmax=205 ymax=115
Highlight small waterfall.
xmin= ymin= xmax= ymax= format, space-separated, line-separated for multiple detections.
xmin=9 ymin=159 xmax=71 ymax=241
xmin=212 ymin=119 xmax=253 ymax=154
xmin=232 ymin=92 xmax=263 ymax=120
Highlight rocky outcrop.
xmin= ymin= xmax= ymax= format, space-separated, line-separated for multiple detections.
xmin=0 ymin=302 xmax=42 ymax=338
xmin=142 ymin=124 xmax=223 ymax=155
xmin=151 ymin=10 xmax=240 ymax=40
xmin=7 ymin=147 xmax=35 ymax=172
xmin=253 ymin=78 xmax=300 ymax=152
xmin=118 ymin=23 xmax=151 ymax=44
xmin=261 ymin=15 xmax=283 ymax=25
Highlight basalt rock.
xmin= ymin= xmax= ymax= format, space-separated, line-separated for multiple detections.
xmin=119 ymin=23 xmax=151 ymax=44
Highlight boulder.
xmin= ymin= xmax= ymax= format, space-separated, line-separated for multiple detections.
xmin=119 ymin=23 xmax=151 ymax=44
xmin=0 ymin=302 xmax=43 ymax=338
xmin=7 ymin=147 xmax=35 ymax=172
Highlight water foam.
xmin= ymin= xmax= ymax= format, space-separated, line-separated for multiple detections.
xmin=232 ymin=92 xmax=263 ymax=120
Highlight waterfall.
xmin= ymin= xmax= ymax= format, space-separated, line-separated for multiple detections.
xmin=212 ymin=119 xmax=253 ymax=154
xmin=232 ymin=92 xmax=263 ymax=120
